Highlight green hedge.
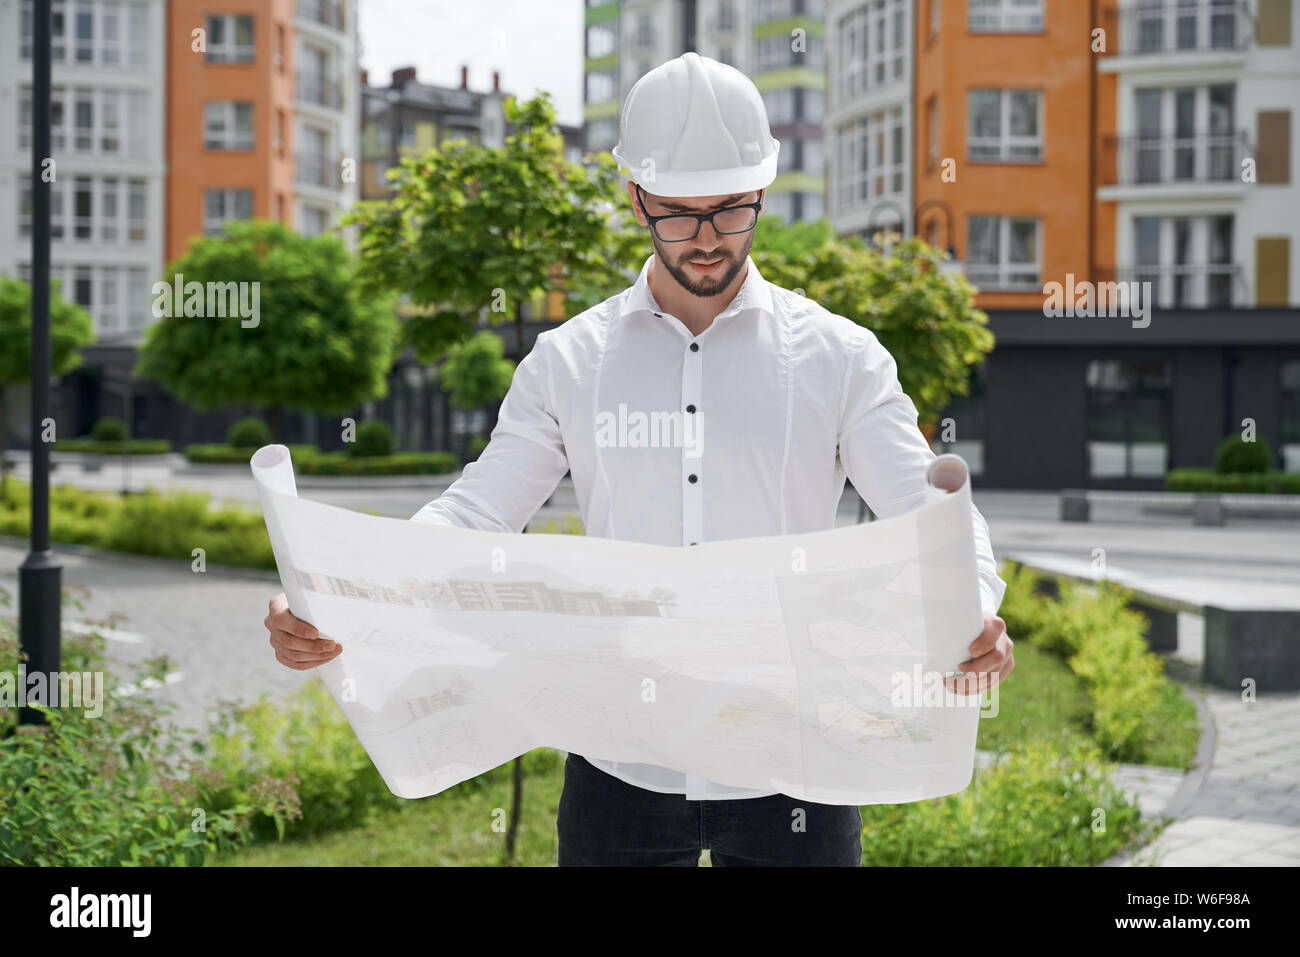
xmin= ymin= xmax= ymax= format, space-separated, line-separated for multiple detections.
xmin=999 ymin=561 xmax=1199 ymax=766
xmin=297 ymin=451 xmax=458 ymax=475
xmin=184 ymin=443 xmax=320 ymax=465
xmin=861 ymin=739 xmax=1142 ymax=865
xmin=55 ymin=439 xmax=173 ymax=455
xmin=1165 ymin=469 xmax=1300 ymax=494
xmin=0 ymin=480 xmax=275 ymax=569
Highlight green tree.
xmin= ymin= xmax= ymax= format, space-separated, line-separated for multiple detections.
xmin=752 ymin=231 xmax=993 ymax=428
xmin=134 ymin=221 xmax=400 ymax=443
xmin=440 ymin=331 xmax=516 ymax=411
xmin=0 ymin=276 xmax=96 ymax=496
xmin=344 ymin=92 xmax=645 ymax=365
xmin=344 ymin=93 xmax=644 ymax=865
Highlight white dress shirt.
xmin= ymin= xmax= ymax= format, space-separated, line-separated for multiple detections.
xmin=412 ymin=253 xmax=1006 ymax=801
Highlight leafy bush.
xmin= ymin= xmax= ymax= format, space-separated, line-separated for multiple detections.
xmin=1215 ymin=434 xmax=1271 ymax=474
xmin=194 ymin=681 xmax=405 ymax=841
xmin=228 ymin=416 xmax=272 ymax=449
xmin=90 ymin=417 xmax=126 ymax=442
xmin=1166 ymin=468 xmax=1300 ymax=494
xmin=349 ymin=420 xmax=395 ymax=458
xmin=0 ymin=590 xmax=291 ymax=865
xmin=860 ymin=739 xmax=1143 ymax=865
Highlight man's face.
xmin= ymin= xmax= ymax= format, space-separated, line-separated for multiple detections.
xmin=629 ymin=183 xmax=763 ymax=298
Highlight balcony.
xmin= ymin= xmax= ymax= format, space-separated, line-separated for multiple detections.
xmin=295 ymin=152 xmax=336 ymax=188
xmin=297 ymin=0 xmax=345 ymax=30
xmin=1102 ymin=263 xmax=1243 ymax=309
xmin=296 ymin=72 xmax=343 ymax=110
xmin=1101 ymin=1 xmax=1250 ymax=57
xmin=1101 ymin=131 xmax=1249 ymax=187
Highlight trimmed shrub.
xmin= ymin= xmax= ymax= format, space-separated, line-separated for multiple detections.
xmin=860 ymin=739 xmax=1143 ymax=866
xmin=90 ymin=417 xmax=126 ymax=442
xmin=55 ymin=439 xmax=172 ymax=455
xmin=349 ymin=420 xmax=395 ymax=458
xmin=1215 ymin=434 xmax=1271 ymax=474
xmin=185 ymin=443 xmax=319 ymax=465
xmin=228 ymin=416 xmax=272 ymax=449
xmin=297 ymin=451 xmax=458 ymax=476
xmin=1166 ymin=469 xmax=1300 ymax=494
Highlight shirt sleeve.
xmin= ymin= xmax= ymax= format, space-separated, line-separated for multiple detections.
xmin=836 ymin=327 xmax=1006 ymax=620
xmin=410 ymin=335 xmax=569 ymax=534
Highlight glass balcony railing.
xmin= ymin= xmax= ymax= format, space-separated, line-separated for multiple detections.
xmin=1101 ymin=131 xmax=1248 ymax=186
xmin=1102 ymin=1 xmax=1250 ymax=56
xmin=297 ymin=0 xmax=345 ymax=30
xmin=296 ymin=72 xmax=344 ymax=109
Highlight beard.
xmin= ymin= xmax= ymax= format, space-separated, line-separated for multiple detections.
xmin=653 ymin=229 xmax=755 ymax=299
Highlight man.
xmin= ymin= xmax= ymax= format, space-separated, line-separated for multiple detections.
xmin=264 ymin=52 xmax=1013 ymax=866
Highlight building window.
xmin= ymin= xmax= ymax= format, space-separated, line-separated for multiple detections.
xmin=763 ymin=88 xmax=796 ymax=125
xmin=968 ymin=89 xmax=1042 ymax=162
xmin=718 ymin=0 xmax=737 ymax=33
xmin=757 ymin=30 xmax=825 ymax=74
xmin=204 ymin=188 xmax=253 ymax=236
xmin=1131 ymin=215 xmax=1235 ymax=308
xmin=763 ymin=191 xmax=794 ymax=224
xmin=967 ymin=215 xmax=1041 ymax=290
xmin=204 ymin=102 xmax=254 ymax=150
xmin=1282 ymin=361 xmax=1300 ymax=472
xmin=840 ymin=0 xmax=907 ymax=95
xmin=206 ymin=13 xmax=254 ymax=64
xmin=586 ymin=20 xmax=616 ymax=58
xmin=585 ymin=116 xmax=618 ymax=152
xmin=717 ymin=45 xmax=734 ymax=66
xmin=586 ymin=67 xmax=617 ymax=104
xmin=968 ymin=0 xmax=1044 ymax=33
xmin=837 ymin=108 xmax=906 ymax=209
xmin=19 ymin=86 xmax=149 ymax=156
xmin=19 ymin=0 xmax=147 ymax=68
xmin=1086 ymin=360 xmax=1171 ymax=480
xmin=17 ymin=174 xmax=147 ymax=244
xmin=926 ymin=95 xmax=939 ymax=168
xmin=300 ymin=206 xmax=330 ymax=237
xmin=1130 ymin=0 xmax=1242 ymax=54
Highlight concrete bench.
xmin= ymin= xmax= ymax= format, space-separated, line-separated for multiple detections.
xmin=1060 ymin=488 xmax=1300 ymax=526
xmin=1008 ymin=552 xmax=1300 ymax=692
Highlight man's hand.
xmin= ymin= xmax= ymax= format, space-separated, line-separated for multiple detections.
xmin=943 ymin=614 xmax=1014 ymax=696
xmin=265 ymin=593 xmax=342 ymax=671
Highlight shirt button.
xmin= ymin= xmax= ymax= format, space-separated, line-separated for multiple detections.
xmin=686 ymin=404 xmax=696 ymax=413
xmin=690 ymin=342 xmax=699 ymax=352
xmin=688 ymin=474 xmax=698 ymax=483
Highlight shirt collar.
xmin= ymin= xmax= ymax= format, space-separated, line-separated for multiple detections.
xmin=622 ymin=253 xmax=776 ymax=325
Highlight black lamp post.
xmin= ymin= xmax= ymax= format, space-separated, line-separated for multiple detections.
xmin=19 ymin=0 xmax=62 ymax=727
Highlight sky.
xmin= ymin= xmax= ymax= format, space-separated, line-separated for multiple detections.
xmin=358 ymin=0 xmax=585 ymax=127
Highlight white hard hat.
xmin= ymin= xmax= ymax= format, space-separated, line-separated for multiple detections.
xmin=612 ymin=52 xmax=780 ymax=198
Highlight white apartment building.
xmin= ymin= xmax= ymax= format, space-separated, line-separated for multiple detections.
xmin=0 ymin=0 xmax=168 ymax=344
xmin=1098 ymin=0 xmax=1300 ymax=308
xmin=292 ymin=0 xmax=360 ymax=238
xmin=826 ymin=0 xmax=913 ymax=239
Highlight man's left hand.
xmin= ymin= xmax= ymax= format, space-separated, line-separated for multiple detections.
xmin=943 ymin=614 xmax=1014 ymax=696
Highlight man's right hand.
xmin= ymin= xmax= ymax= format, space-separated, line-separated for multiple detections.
xmin=265 ymin=593 xmax=341 ymax=670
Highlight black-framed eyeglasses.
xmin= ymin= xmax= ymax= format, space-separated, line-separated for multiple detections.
xmin=635 ymin=183 xmax=764 ymax=243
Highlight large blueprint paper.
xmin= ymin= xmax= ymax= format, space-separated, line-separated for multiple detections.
xmin=251 ymin=445 xmax=988 ymax=806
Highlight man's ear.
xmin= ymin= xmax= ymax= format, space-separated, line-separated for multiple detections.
xmin=627 ymin=181 xmax=646 ymax=226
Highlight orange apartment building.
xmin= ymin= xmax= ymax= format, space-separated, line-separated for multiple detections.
xmin=166 ymin=0 xmax=297 ymax=265
xmin=912 ymin=0 xmax=1115 ymax=310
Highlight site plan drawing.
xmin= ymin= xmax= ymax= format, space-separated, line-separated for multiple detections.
xmin=252 ymin=445 xmax=989 ymax=805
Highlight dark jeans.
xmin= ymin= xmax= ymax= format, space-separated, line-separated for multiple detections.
xmin=557 ymin=753 xmax=862 ymax=867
